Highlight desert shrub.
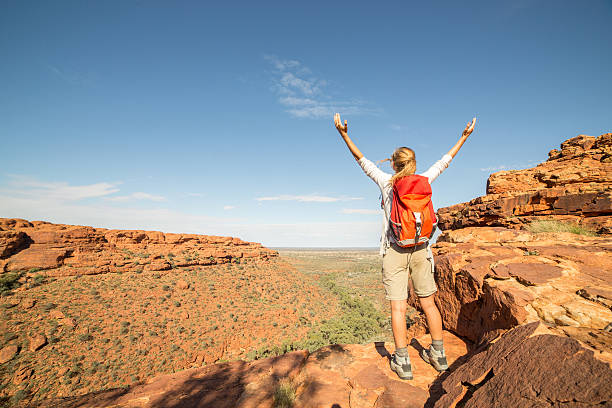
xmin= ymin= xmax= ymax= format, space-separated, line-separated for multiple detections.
xmin=10 ymin=389 xmax=29 ymax=404
xmin=42 ymin=302 xmax=57 ymax=311
xmin=527 ymin=220 xmax=597 ymax=236
xmin=0 ymin=271 xmax=23 ymax=296
xmin=78 ymin=334 xmax=93 ymax=341
xmin=30 ymin=273 xmax=46 ymax=286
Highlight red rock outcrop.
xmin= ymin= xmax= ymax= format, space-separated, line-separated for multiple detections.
xmin=433 ymin=322 xmax=612 ymax=408
xmin=437 ymin=133 xmax=612 ymax=233
xmin=0 ymin=218 xmax=277 ymax=277
xmin=417 ymin=227 xmax=612 ymax=345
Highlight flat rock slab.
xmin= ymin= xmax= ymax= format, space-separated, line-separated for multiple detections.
xmin=498 ymin=262 xmax=563 ymax=285
xmin=294 ymin=331 xmax=469 ymax=408
xmin=433 ymin=322 xmax=612 ymax=408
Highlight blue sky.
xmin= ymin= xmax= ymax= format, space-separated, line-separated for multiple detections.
xmin=1 ymin=1 xmax=611 ymax=247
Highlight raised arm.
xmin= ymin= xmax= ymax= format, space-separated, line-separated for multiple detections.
xmin=334 ymin=113 xmax=363 ymax=161
xmin=421 ymin=117 xmax=477 ymax=183
xmin=446 ymin=117 xmax=476 ymax=158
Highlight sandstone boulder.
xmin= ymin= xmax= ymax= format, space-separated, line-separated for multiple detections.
xmin=0 ymin=231 xmax=31 ymax=259
xmin=28 ymin=334 xmax=47 ymax=352
xmin=0 ymin=345 xmax=19 ymax=364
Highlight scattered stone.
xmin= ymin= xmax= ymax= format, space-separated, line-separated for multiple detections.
xmin=13 ymin=366 xmax=33 ymax=385
xmin=49 ymin=309 xmax=65 ymax=319
xmin=28 ymin=333 xmax=47 ymax=352
xmin=3 ymin=298 xmax=20 ymax=308
xmin=21 ymin=298 xmax=36 ymax=309
xmin=175 ymin=279 xmax=189 ymax=290
xmin=145 ymin=260 xmax=172 ymax=272
xmin=60 ymin=318 xmax=77 ymax=328
xmin=0 ymin=345 xmax=19 ymax=364
xmin=181 ymin=311 xmax=190 ymax=319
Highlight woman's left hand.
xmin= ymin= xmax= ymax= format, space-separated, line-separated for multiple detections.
xmin=334 ymin=113 xmax=348 ymax=137
xmin=462 ymin=117 xmax=476 ymax=138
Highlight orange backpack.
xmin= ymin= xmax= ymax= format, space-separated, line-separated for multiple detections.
xmin=389 ymin=175 xmax=437 ymax=247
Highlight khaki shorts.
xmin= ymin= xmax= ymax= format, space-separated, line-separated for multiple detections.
xmin=382 ymin=242 xmax=437 ymax=300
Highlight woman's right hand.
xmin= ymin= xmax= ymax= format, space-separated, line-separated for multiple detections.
xmin=334 ymin=113 xmax=348 ymax=137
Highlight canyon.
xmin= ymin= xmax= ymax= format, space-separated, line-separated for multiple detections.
xmin=2 ymin=132 xmax=611 ymax=407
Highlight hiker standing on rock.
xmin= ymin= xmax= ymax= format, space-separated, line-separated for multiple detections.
xmin=333 ymin=113 xmax=476 ymax=380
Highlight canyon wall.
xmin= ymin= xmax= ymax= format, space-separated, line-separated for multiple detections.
xmin=0 ymin=218 xmax=277 ymax=278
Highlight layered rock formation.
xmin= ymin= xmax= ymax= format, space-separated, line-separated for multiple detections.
xmin=0 ymin=218 xmax=277 ymax=277
xmin=411 ymin=133 xmax=612 ymax=406
xmin=438 ymin=133 xmax=612 ymax=233
xmin=428 ymin=227 xmax=612 ymax=350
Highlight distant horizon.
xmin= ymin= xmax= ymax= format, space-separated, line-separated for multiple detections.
xmin=2 ymin=1 xmax=611 ymax=247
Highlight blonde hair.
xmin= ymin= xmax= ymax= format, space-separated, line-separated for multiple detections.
xmin=380 ymin=147 xmax=416 ymax=186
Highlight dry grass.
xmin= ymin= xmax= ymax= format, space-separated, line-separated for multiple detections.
xmin=273 ymin=379 xmax=296 ymax=408
xmin=527 ymin=220 xmax=597 ymax=236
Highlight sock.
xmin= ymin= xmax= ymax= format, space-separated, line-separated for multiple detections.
xmin=395 ymin=347 xmax=409 ymax=357
xmin=431 ymin=339 xmax=444 ymax=352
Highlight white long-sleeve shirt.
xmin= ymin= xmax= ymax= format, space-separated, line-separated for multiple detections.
xmin=357 ymin=154 xmax=453 ymax=255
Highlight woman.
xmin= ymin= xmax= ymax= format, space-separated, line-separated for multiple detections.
xmin=333 ymin=113 xmax=476 ymax=380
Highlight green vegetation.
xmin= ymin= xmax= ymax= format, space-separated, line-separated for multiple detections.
xmin=527 ymin=220 xmax=597 ymax=236
xmin=252 ymin=272 xmax=387 ymax=359
xmin=0 ymin=271 xmax=23 ymax=296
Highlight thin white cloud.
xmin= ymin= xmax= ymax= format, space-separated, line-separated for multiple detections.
xmin=45 ymin=63 xmax=97 ymax=86
xmin=107 ymin=192 xmax=166 ymax=202
xmin=1 ymin=175 xmax=120 ymax=201
xmin=223 ymin=205 xmax=236 ymax=210
xmin=390 ymin=124 xmax=402 ymax=131
xmin=1 ymin=175 xmax=163 ymax=203
xmin=480 ymin=160 xmax=539 ymax=172
xmin=187 ymin=193 xmax=204 ymax=197
xmin=341 ymin=208 xmax=381 ymax=215
xmin=264 ymin=54 xmax=380 ymax=119
xmin=228 ymin=220 xmax=380 ymax=247
xmin=480 ymin=165 xmax=508 ymax=172
xmin=256 ymin=194 xmax=363 ymax=203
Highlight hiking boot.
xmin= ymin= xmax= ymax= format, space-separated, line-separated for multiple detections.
xmin=420 ymin=346 xmax=448 ymax=372
xmin=389 ymin=352 xmax=413 ymax=380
